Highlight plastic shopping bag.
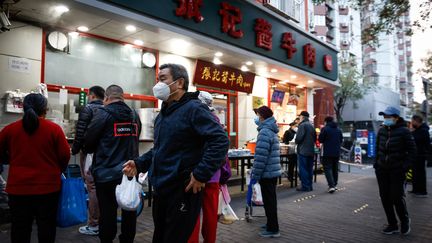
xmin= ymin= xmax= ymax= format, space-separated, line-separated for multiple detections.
xmin=116 ymin=175 xmax=141 ymax=211
xmin=84 ymin=153 xmax=93 ymax=175
xmin=220 ymin=193 xmax=239 ymax=221
xmin=252 ymin=182 xmax=264 ymax=206
xmin=57 ymin=175 xmax=87 ymax=227
xmin=218 ymin=185 xmax=239 ymax=221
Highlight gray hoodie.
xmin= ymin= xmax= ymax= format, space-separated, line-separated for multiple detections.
xmin=295 ymin=118 xmax=316 ymax=157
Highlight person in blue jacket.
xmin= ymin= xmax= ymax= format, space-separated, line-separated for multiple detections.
xmin=122 ymin=63 xmax=229 ymax=243
xmin=318 ymin=116 xmax=343 ymax=193
xmin=251 ymin=106 xmax=281 ymax=238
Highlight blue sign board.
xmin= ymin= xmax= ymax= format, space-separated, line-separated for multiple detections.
xmin=367 ymin=132 xmax=376 ymax=158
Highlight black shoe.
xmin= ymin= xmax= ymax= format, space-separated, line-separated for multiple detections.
xmin=382 ymin=225 xmax=399 ymax=235
xmin=260 ymin=224 xmax=267 ymax=230
xmin=401 ymin=219 xmax=411 ymax=235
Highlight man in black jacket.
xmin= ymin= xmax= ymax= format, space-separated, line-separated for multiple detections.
xmin=71 ymin=85 xmax=104 ymax=236
xmin=123 ymin=63 xmax=229 ymax=243
xmin=318 ymin=116 xmax=343 ymax=193
xmin=375 ymin=106 xmax=416 ymax=235
xmin=410 ymin=114 xmax=430 ymax=197
xmin=84 ymin=85 xmax=141 ymax=243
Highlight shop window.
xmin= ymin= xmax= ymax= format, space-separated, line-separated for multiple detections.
xmin=45 ymin=34 xmax=156 ymax=96
xmin=268 ymin=81 xmax=306 ymax=125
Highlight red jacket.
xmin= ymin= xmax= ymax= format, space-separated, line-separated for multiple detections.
xmin=0 ymin=118 xmax=70 ymax=195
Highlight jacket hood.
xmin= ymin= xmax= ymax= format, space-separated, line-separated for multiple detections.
xmin=418 ymin=122 xmax=429 ymax=131
xmin=104 ymin=101 xmax=134 ymax=122
xmin=89 ymin=99 xmax=103 ymax=105
xmin=258 ymin=116 xmax=279 ymax=133
xmin=161 ymin=91 xmax=200 ymax=115
xmin=326 ymin=121 xmax=338 ymax=128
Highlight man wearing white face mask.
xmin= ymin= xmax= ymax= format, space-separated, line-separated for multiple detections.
xmin=122 ymin=63 xmax=229 ymax=243
xmin=375 ymin=106 xmax=416 ymax=236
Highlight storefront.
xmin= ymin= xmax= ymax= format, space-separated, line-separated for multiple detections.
xmin=0 ymin=0 xmax=338 ymax=150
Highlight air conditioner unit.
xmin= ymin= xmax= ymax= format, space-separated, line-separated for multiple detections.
xmin=341 ymin=40 xmax=349 ymax=45
xmin=341 ymin=23 xmax=348 ymax=28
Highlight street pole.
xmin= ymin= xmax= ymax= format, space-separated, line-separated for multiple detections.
xmin=422 ymin=77 xmax=430 ymax=122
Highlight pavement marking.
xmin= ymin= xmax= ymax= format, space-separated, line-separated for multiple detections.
xmin=353 ymin=203 xmax=369 ymax=214
xmin=293 ymin=194 xmax=316 ymax=203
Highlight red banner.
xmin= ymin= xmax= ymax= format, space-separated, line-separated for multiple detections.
xmin=193 ymin=60 xmax=255 ymax=93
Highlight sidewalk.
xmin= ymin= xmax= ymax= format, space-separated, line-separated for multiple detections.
xmin=1 ymin=166 xmax=432 ymax=243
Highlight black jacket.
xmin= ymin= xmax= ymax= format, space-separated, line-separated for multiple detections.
xmin=375 ymin=119 xmax=417 ymax=171
xmin=84 ymin=101 xmax=141 ymax=183
xmin=282 ymin=128 xmax=296 ymax=144
xmin=135 ymin=92 xmax=229 ymax=195
xmin=318 ymin=122 xmax=343 ymax=157
xmin=411 ymin=123 xmax=430 ymax=158
xmin=71 ymin=100 xmax=103 ymax=155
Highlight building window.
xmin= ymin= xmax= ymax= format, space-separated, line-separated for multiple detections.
xmin=314 ymin=15 xmax=326 ymax=26
xmin=268 ymin=0 xmax=302 ymax=21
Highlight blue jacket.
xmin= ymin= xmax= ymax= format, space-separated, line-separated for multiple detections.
xmin=318 ymin=121 xmax=343 ymax=157
xmin=135 ymin=92 xmax=229 ymax=195
xmin=252 ymin=117 xmax=281 ymax=180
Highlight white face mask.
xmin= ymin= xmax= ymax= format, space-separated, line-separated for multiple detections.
xmin=292 ymin=127 xmax=298 ymax=132
xmin=152 ymin=80 xmax=178 ymax=101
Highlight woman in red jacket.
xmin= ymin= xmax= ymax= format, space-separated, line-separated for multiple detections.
xmin=0 ymin=93 xmax=70 ymax=243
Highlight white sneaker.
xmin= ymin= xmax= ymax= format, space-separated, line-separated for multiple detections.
xmin=79 ymin=225 xmax=99 ymax=236
xmin=328 ymin=187 xmax=336 ymax=193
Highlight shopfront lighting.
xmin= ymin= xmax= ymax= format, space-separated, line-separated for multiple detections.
xmin=68 ymin=31 xmax=79 ymax=38
xmin=213 ymin=57 xmax=222 ymax=65
xmin=291 ymin=75 xmax=297 ymax=79
xmin=134 ymin=39 xmax=144 ymax=46
xmin=246 ymin=61 xmax=253 ymax=66
xmin=215 ymin=52 xmax=223 ymax=57
xmin=126 ymin=25 xmax=137 ymax=32
xmin=240 ymin=65 xmax=248 ymax=72
xmin=142 ymin=52 xmax=156 ymax=68
xmin=77 ymin=26 xmax=89 ymax=32
xmin=270 ymin=68 xmax=278 ymax=73
xmin=124 ymin=44 xmax=133 ymax=48
xmin=54 ymin=5 xmax=69 ymax=14
xmin=296 ymin=85 xmax=305 ymax=88
xmin=279 ymin=80 xmax=289 ymax=84
xmin=308 ymin=80 xmax=314 ymax=83
xmin=171 ymin=38 xmax=191 ymax=48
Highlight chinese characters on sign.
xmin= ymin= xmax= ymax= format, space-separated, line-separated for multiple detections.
xmin=281 ymin=32 xmax=297 ymax=59
xmin=219 ymin=2 xmax=243 ymax=38
xmin=175 ymin=0 xmax=204 ymax=22
xmin=323 ymin=54 xmax=333 ymax=71
xmin=303 ymin=43 xmax=316 ymax=68
xmin=254 ymin=18 xmax=272 ymax=50
xmin=194 ymin=60 xmax=255 ymax=93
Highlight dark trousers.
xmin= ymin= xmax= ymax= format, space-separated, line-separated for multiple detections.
xmin=412 ymin=157 xmax=427 ymax=194
xmin=322 ymin=156 xmax=339 ymax=188
xmin=152 ymin=182 xmax=203 ymax=243
xmin=259 ymin=177 xmax=279 ymax=232
xmin=287 ymin=154 xmax=297 ymax=181
xmin=96 ymin=180 xmax=137 ymax=243
xmin=298 ymin=154 xmax=314 ymax=191
xmin=375 ymin=169 xmax=409 ymax=226
xmin=8 ymin=191 xmax=60 ymax=243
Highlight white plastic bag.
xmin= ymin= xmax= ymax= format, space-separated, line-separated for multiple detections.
xmin=252 ymin=183 xmax=264 ymax=205
xmin=84 ymin=154 xmax=93 ymax=175
xmin=218 ymin=186 xmax=238 ymax=221
xmin=115 ymin=175 xmax=141 ymax=211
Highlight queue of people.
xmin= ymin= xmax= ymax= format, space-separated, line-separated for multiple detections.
xmin=0 ymin=62 xmax=429 ymax=242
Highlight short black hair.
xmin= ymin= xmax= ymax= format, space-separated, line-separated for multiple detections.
xmin=324 ymin=116 xmax=334 ymax=123
xmin=159 ymin=63 xmax=189 ymax=91
xmin=105 ymin=85 xmax=124 ymax=100
xmin=412 ymin=114 xmax=424 ymax=123
xmin=89 ymin=86 xmax=105 ymax=100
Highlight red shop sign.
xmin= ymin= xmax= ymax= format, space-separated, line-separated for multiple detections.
xmin=193 ymin=60 xmax=255 ymax=93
